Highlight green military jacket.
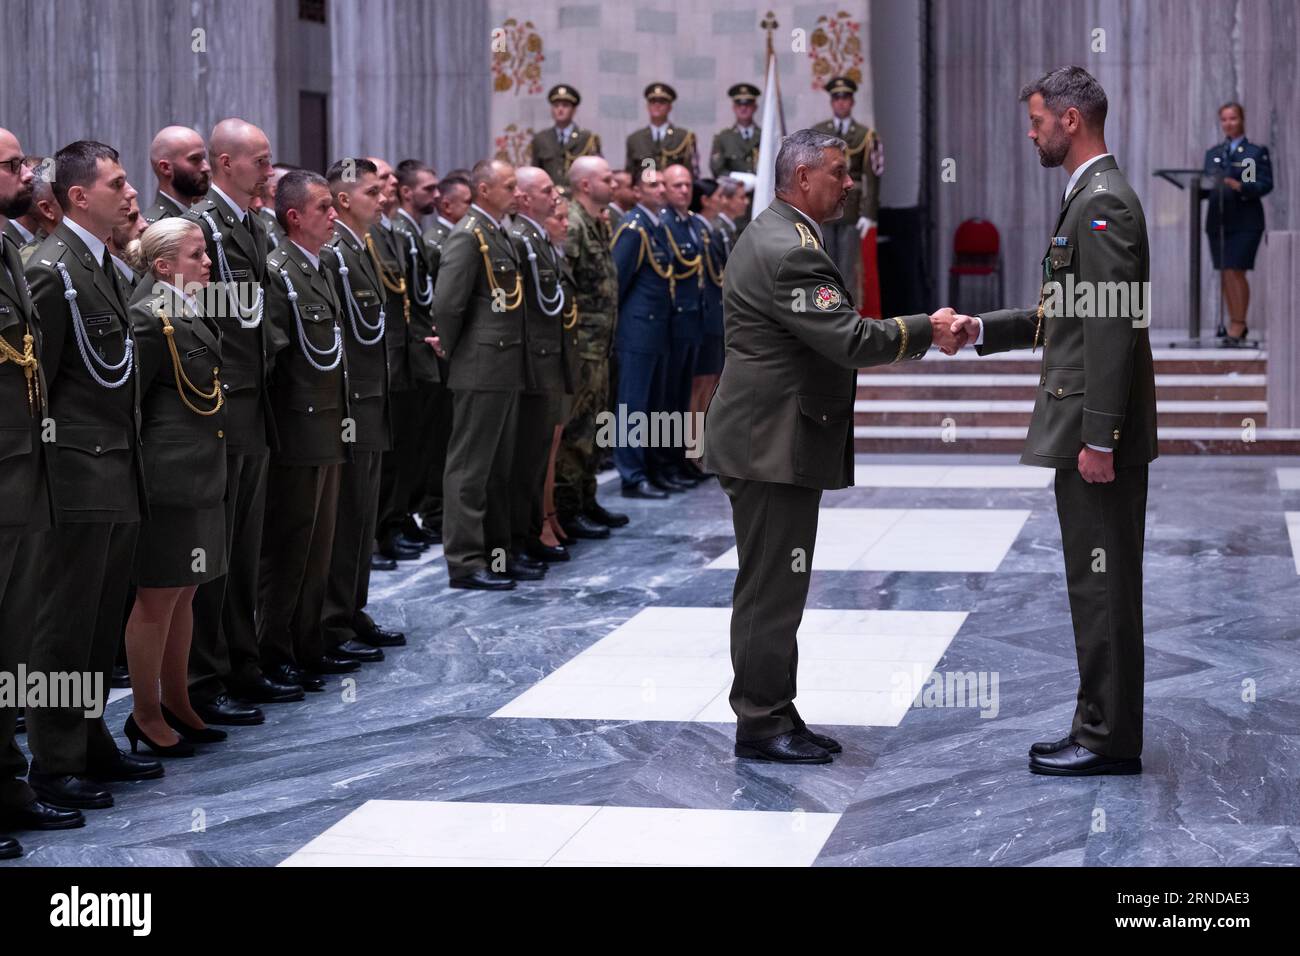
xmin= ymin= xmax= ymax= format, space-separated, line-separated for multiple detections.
xmin=323 ymin=222 xmax=393 ymax=454
xmin=368 ymin=220 xmax=414 ymax=392
xmin=710 ymin=125 xmax=761 ymax=177
xmin=812 ymin=118 xmax=879 ymax=223
xmin=143 ymin=189 xmax=189 ymax=224
xmin=263 ymin=238 xmax=348 ymax=466
xmin=564 ymin=200 xmax=619 ymax=359
xmin=0 ymin=226 xmax=52 ymax=531
xmin=509 ymin=214 xmax=569 ymax=394
xmin=128 ymin=280 xmax=227 ymax=510
xmin=431 ymin=205 xmax=527 ymax=392
xmin=625 ymin=125 xmax=698 ymax=176
xmin=390 ymin=208 xmax=442 ymax=386
xmin=259 ymin=207 xmax=285 ymax=250
xmin=529 ymin=125 xmax=602 ymax=186
xmin=701 ymin=198 xmax=932 ymax=490
xmin=976 ymin=155 xmax=1157 ymax=468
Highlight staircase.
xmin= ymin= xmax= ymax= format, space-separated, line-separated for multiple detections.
xmin=854 ymin=349 xmax=1300 ymax=454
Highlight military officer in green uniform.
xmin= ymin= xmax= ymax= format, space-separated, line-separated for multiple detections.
xmin=529 ymin=85 xmax=602 ymax=188
xmin=319 ymin=158 xmax=400 ymax=661
xmin=701 ymin=129 xmax=961 ymax=764
xmin=710 ymin=83 xmax=761 ymax=231
xmin=5 ymin=156 xmax=63 ymax=265
xmin=626 ymin=82 xmax=697 ymax=177
xmin=259 ymin=168 xmax=356 ymax=689
xmin=556 ymin=155 xmax=627 ymax=536
xmin=429 ymin=158 xmax=528 ymax=590
xmin=143 ymin=126 xmax=211 ymax=224
xmin=812 ymin=77 xmax=882 ymax=300
xmin=951 ymin=68 xmax=1156 ymax=776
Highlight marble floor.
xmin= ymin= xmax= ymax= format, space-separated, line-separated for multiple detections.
xmin=6 ymin=454 xmax=1300 ymax=867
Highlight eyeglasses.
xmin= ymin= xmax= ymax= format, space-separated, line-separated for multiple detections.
xmin=0 ymin=156 xmax=28 ymax=175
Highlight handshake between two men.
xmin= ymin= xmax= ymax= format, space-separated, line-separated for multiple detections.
xmin=925 ymin=307 xmax=981 ymax=356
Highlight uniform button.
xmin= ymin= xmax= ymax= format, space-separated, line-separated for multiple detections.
xmin=94 ymin=444 xmax=102 ymax=454
xmin=1040 ymin=376 xmax=1046 ymax=385
xmin=821 ymin=414 xmax=827 ymax=421
xmin=1056 ymin=387 xmax=1063 ymax=396
xmin=1113 ymin=429 xmax=1120 ymax=440
xmin=307 ymin=405 xmax=314 ymax=412
xmin=217 ymin=430 xmax=224 ymax=438
xmin=213 ymin=366 xmax=220 ymax=375
xmin=498 ymin=340 xmax=504 ymax=347
xmin=223 ymin=383 xmax=230 ymax=390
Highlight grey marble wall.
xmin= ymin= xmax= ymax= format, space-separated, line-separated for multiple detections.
xmin=330 ymin=0 xmax=491 ymax=174
xmin=932 ymin=0 xmax=1299 ymax=336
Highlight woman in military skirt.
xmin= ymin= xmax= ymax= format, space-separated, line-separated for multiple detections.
xmin=122 ymin=218 xmax=229 ymax=757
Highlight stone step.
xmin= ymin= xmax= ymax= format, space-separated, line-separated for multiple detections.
xmin=852 ymin=425 xmax=1300 ymax=455
xmin=852 ymin=399 xmax=1268 ymax=428
xmin=868 ymin=348 xmax=1266 ymax=376
xmin=855 ymin=374 xmax=1267 ymax=401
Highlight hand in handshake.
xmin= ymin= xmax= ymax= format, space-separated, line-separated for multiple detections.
xmin=929 ymin=307 xmax=979 ymax=355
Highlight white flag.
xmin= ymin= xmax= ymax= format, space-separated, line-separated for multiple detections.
xmin=751 ymin=51 xmax=783 ymax=218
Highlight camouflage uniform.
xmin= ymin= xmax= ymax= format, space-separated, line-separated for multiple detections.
xmin=555 ymin=200 xmax=618 ymax=519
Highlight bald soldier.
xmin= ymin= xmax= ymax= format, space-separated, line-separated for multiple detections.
xmin=183 ymin=118 xmax=302 ymax=722
xmin=143 ymin=126 xmax=211 ymax=223
xmin=702 ymin=129 xmax=966 ymax=764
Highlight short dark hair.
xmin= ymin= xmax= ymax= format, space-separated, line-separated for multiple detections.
xmin=1020 ymin=66 xmax=1108 ymax=131
xmin=275 ymin=168 xmax=328 ymax=230
xmin=443 ymin=168 xmax=472 ymax=181
xmin=774 ymin=129 xmax=846 ymax=194
xmin=52 ymin=140 xmax=120 ymax=208
xmin=395 ymin=159 xmax=434 ymax=190
xmin=470 ymin=158 xmax=508 ymax=195
xmin=438 ymin=175 xmax=470 ymax=198
xmin=325 ymin=157 xmax=379 ymax=188
xmin=1219 ymin=101 xmax=1245 ymax=120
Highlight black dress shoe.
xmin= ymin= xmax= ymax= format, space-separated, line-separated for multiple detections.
xmin=227 ymin=673 xmax=305 ymax=703
xmin=1030 ymin=734 xmax=1073 ymax=756
xmin=395 ymin=532 xmax=429 ymax=552
xmin=525 ymin=540 xmax=569 ymax=562
xmin=87 ymin=749 xmax=165 ymax=782
xmin=356 ymin=623 xmax=406 ymax=647
xmin=1029 ymin=741 xmax=1142 ymax=776
xmin=681 ymin=461 xmax=713 ymax=480
xmin=111 ymin=664 xmax=131 ymax=689
xmin=0 ymin=799 xmax=85 ymax=831
xmin=648 ymin=474 xmax=685 ymax=493
xmin=0 ymin=835 xmax=20 ymax=859
xmin=305 ymin=654 xmax=362 ymax=675
xmin=124 ymin=715 xmax=195 ymax=758
xmin=378 ymin=533 xmax=423 ymax=561
xmin=266 ymin=662 xmax=325 ymax=692
xmin=734 ymin=732 xmax=832 ymax=764
xmin=796 ymin=726 xmax=842 ymax=754
xmin=332 ymin=639 xmax=385 ymax=663
xmin=505 ymin=560 xmax=546 ymax=581
xmin=195 ymin=693 xmax=266 ymax=725
xmin=405 ymin=521 xmax=442 ymax=546
xmin=370 ymin=554 xmax=398 ymax=571
xmin=449 ymin=568 xmax=516 ymax=590
xmin=510 ymin=549 xmax=546 ymax=570
xmin=665 ymin=468 xmax=702 ymax=487
xmin=561 ymin=513 xmax=612 ymax=538
xmin=583 ymin=503 xmax=629 ymax=527
xmin=29 ymin=775 xmax=113 ymax=810
xmin=621 ymin=480 xmax=668 ymax=501
xmin=160 ymin=706 xmax=228 ymax=743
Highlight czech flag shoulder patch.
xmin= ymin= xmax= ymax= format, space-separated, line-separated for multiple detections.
xmin=1090 ymin=220 xmax=1108 ymax=231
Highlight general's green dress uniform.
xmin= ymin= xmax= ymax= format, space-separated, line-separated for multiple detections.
xmin=975 ymin=154 xmax=1156 ymax=759
xmin=183 ymin=187 xmax=276 ymax=701
xmin=529 ymin=85 xmax=602 ymax=187
xmin=431 ymin=203 xmax=528 ymax=581
xmin=555 ymin=200 xmax=618 ymax=523
xmin=625 ymin=82 xmax=698 ymax=176
xmin=701 ymin=198 xmax=932 ymax=743
xmin=813 ymin=76 xmax=882 ymax=299
xmin=25 ymin=220 xmax=147 ymax=778
xmin=259 ymin=238 xmax=348 ymax=672
xmin=508 ymin=213 xmax=572 ymax=557
xmin=127 ymin=281 xmax=228 ymax=587
xmin=710 ymin=83 xmax=761 ymax=231
xmin=319 ymin=221 xmax=392 ymax=654
xmin=0 ymin=223 xmax=51 ymax=813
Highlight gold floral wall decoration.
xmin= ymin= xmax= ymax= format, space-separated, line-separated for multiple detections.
xmin=808 ymin=11 xmax=863 ymax=90
xmin=491 ymin=17 xmax=544 ymax=95
xmin=494 ymin=123 xmax=535 ymax=166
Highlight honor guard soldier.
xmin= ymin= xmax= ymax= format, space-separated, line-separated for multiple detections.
xmin=0 ymin=129 xmax=82 ymax=853
xmin=813 ymin=77 xmax=883 ymax=297
xmin=508 ymin=167 xmax=570 ymax=573
xmin=319 ymin=159 xmax=404 ymax=660
xmin=556 ymin=156 xmax=627 ymax=538
xmin=610 ymin=167 xmax=675 ymax=500
xmin=259 ymin=168 xmax=355 ymax=690
xmin=25 ymin=141 xmax=162 ymax=809
xmin=183 ymin=119 xmax=295 ymax=722
xmin=143 ymin=126 xmax=211 ymax=223
xmin=391 ymin=160 xmax=446 ymax=558
xmin=710 ymin=83 xmax=761 ymax=230
xmin=429 ymin=158 xmax=529 ymax=590
xmin=529 ymin=85 xmax=602 ymax=188
xmin=365 ymin=157 xmax=424 ymax=563
xmin=626 ymin=83 xmax=698 ymax=178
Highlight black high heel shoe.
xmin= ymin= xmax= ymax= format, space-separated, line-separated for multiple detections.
xmin=124 ymin=714 xmax=195 ymax=758
xmin=161 ymin=705 xmax=228 ymax=743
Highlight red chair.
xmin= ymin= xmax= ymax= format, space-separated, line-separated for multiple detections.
xmin=947 ymin=218 xmax=1003 ymax=313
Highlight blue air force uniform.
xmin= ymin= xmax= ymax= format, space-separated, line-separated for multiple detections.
xmin=1203 ymin=137 xmax=1273 ymax=270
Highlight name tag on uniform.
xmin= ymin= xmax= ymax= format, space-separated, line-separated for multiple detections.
xmin=354 ymin=289 xmax=378 ymax=303
xmin=186 ymin=346 xmax=208 ymax=359
xmin=227 ymin=269 xmax=250 ymax=280
xmin=1052 ymin=236 xmax=1069 ymax=246
xmin=83 ymin=312 xmax=112 ymax=326
xmin=304 ymin=304 xmax=325 ymax=313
